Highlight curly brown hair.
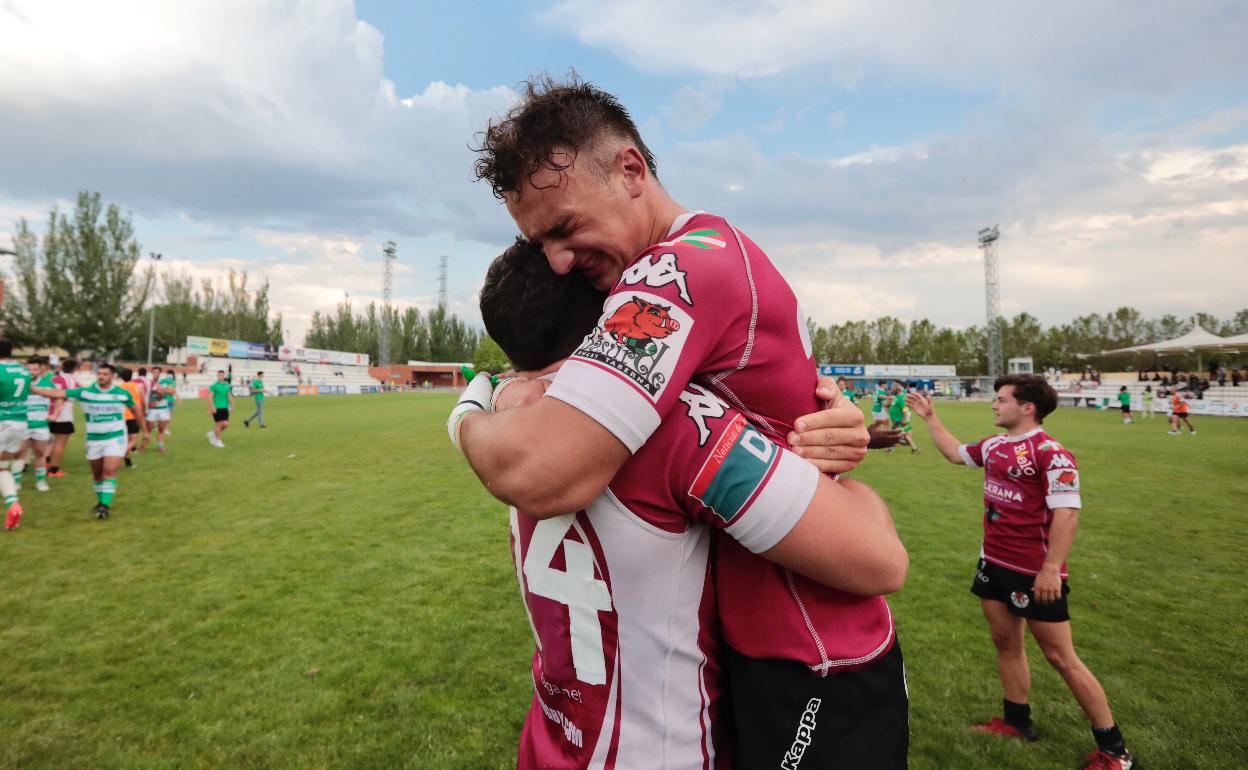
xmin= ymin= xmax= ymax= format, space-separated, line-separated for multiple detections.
xmin=473 ymin=72 xmax=657 ymax=200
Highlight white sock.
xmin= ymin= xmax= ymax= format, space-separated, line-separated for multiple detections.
xmin=0 ymin=470 xmax=17 ymax=505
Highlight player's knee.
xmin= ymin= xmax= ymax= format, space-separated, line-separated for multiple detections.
xmin=1041 ymin=645 xmax=1080 ymax=673
xmin=990 ymin=630 xmax=1022 ymax=653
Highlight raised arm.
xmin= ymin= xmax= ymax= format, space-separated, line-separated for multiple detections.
xmin=762 ymin=476 xmax=908 ymax=596
xmin=906 ymin=392 xmax=965 ymax=464
xmin=458 ymin=399 xmax=630 ymax=518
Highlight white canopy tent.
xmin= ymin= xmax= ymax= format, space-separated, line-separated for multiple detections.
xmin=1098 ymin=326 xmax=1230 ymax=370
xmin=1212 ymin=332 xmax=1248 ymax=350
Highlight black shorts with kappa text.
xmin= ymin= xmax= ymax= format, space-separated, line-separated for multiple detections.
xmin=125 ymin=419 xmax=139 ymax=435
xmin=971 ymin=558 xmax=1070 ymax=622
xmin=50 ymin=421 xmax=75 ymax=435
xmin=726 ymin=641 xmax=908 ymax=770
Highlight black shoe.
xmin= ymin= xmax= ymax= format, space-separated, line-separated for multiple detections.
xmin=124 ymin=457 xmax=133 ymax=468
xmin=99 ymin=505 xmax=110 ymax=519
xmin=93 ymin=503 xmax=107 ymax=519
xmin=243 ymin=420 xmax=249 ymax=428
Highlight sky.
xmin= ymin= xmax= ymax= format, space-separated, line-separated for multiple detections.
xmin=1 ymin=0 xmax=1245 ymax=345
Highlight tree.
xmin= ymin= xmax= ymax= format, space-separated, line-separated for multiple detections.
xmin=472 ymin=336 xmax=510 ymax=373
xmin=3 ymin=192 xmax=154 ymax=357
xmin=304 ymin=300 xmax=478 ymax=363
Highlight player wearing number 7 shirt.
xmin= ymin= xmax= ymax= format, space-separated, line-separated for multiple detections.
xmin=456 ymin=75 xmax=905 ymax=768
xmin=479 ymin=241 xmax=907 ymax=769
xmin=907 ymin=376 xmax=1137 ymax=770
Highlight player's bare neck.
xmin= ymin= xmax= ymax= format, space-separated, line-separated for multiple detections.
xmin=647 ymin=190 xmax=689 ymax=249
xmin=1005 ymin=419 xmax=1040 ymax=437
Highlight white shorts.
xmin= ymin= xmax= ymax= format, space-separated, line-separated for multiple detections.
xmin=85 ymin=436 xmax=127 ymax=461
xmin=872 ymin=409 xmax=886 ymax=422
xmin=0 ymin=421 xmax=27 ymax=454
xmin=25 ymin=427 xmax=51 ymax=443
xmin=147 ymin=407 xmax=171 ymax=423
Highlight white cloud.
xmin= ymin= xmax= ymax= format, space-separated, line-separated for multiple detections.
xmin=546 ymin=0 xmax=1248 ymax=97
xmin=0 ymin=0 xmax=517 ymax=241
xmin=662 ymin=84 xmax=723 ymax=133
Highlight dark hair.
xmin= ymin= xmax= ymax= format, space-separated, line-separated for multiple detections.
xmin=119 ymin=367 xmax=133 ymax=381
xmin=993 ymin=373 xmax=1058 ymax=422
xmin=0 ymin=340 xmax=11 ymax=358
xmin=138 ymin=367 xmax=147 ymax=376
xmin=62 ymin=359 xmax=78 ymax=373
xmin=218 ymin=370 xmax=225 ymax=375
xmin=27 ymin=355 xmax=46 ymax=365
xmin=479 ymin=237 xmax=607 ymax=372
xmin=473 ymin=72 xmax=657 ymax=200
xmin=257 ymin=372 xmax=263 ymax=377
xmin=99 ymin=362 xmax=116 ymax=374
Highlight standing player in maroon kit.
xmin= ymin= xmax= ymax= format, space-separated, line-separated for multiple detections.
xmin=453 ymin=74 xmax=907 ymax=768
xmin=907 ymin=375 xmax=1138 ymax=770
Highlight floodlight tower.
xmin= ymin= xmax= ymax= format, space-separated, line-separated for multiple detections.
xmin=380 ymin=240 xmax=396 ymax=366
xmin=978 ymin=225 xmax=1003 ymax=380
xmin=437 ymin=255 xmax=448 ymax=308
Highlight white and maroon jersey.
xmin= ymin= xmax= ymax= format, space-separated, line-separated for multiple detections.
xmin=959 ymin=428 xmax=1082 ymax=577
xmin=50 ymin=372 xmax=75 ymax=422
xmin=544 ymin=211 xmax=896 ymax=674
xmin=512 ymin=385 xmax=819 ymax=770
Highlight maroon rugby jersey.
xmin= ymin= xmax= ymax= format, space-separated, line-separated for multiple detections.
xmin=545 ymin=212 xmax=896 ymax=675
xmin=959 ymin=428 xmax=1082 ymax=577
xmin=512 ymin=385 xmax=819 ymax=769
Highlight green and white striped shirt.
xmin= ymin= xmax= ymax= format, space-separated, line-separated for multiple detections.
xmin=26 ymin=372 xmax=55 ymax=429
xmin=67 ymin=384 xmax=137 ymax=441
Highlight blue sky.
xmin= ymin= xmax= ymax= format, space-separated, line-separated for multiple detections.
xmin=1 ymin=1 xmax=1245 ymax=345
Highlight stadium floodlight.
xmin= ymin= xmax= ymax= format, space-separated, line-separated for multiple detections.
xmin=978 ymin=226 xmax=1003 ymax=380
xmin=380 ymin=241 xmax=397 ymax=367
xmin=146 ymin=252 xmax=162 ymax=365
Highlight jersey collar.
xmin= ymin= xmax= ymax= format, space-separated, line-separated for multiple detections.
xmin=998 ymin=427 xmax=1044 ymax=443
xmin=666 ymin=210 xmax=705 ymax=237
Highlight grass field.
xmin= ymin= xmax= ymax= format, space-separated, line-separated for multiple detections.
xmin=2 ymin=394 xmax=1246 ymax=769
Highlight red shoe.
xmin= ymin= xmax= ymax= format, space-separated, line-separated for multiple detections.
xmin=4 ymin=502 xmax=22 ymax=530
xmin=971 ymin=716 xmax=1038 ymax=741
xmin=48 ymin=470 xmax=66 ymax=478
xmin=1081 ymin=749 xmax=1138 ymax=769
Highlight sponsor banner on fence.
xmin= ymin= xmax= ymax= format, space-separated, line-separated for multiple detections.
xmin=190 ymin=338 xmax=367 ymax=366
xmin=298 ymin=385 xmax=318 ymax=396
xmin=819 ymin=363 xmax=958 ymax=378
xmin=208 ymin=338 xmax=230 ymax=356
xmin=187 ymin=336 xmax=212 ymax=357
xmin=278 ymin=385 xmax=298 ymax=396
xmin=246 ymin=342 xmax=267 ymax=360
xmin=228 ymin=340 xmax=250 ymax=359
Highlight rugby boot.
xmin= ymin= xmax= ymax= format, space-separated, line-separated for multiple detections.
xmin=972 ymin=716 xmax=1038 ymax=741
xmin=4 ymin=502 xmax=22 ymax=530
xmin=1081 ymin=749 xmax=1137 ymax=769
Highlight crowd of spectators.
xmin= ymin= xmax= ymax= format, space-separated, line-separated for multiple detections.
xmin=1135 ymin=364 xmax=1245 ymax=396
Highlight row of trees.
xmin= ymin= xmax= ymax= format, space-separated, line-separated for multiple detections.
xmin=304 ymin=300 xmax=479 ymax=364
xmin=807 ymin=307 xmax=1248 ymax=375
xmin=3 ymin=192 xmax=283 ymax=360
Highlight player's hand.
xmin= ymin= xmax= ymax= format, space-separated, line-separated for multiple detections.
xmin=867 ymin=423 xmax=904 ymax=449
xmin=905 ymin=391 xmax=934 ymax=419
xmin=789 ymin=377 xmax=869 ymax=474
xmin=447 ymin=371 xmax=498 ymax=450
xmin=1032 ymin=567 xmax=1062 ymax=605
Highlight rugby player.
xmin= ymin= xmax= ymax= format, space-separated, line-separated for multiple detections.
xmin=870 ymin=381 xmax=890 ymax=426
xmin=1168 ymin=389 xmax=1194 ymax=435
xmin=21 ymin=355 xmax=53 ymax=492
xmin=481 ymin=239 xmax=907 ymax=768
xmin=141 ymin=365 xmax=173 ymax=452
xmin=46 ymin=358 xmax=79 ymax=477
xmin=206 ymin=370 xmax=232 ymax=448
xmin=455 ymin=75 xmax=909 ymax=768
xmin=159 ymin=366 xmax=177 ymax=436
xmin=0 ymin=341 xmax=32 ymax=530
xmin=118 ymin=367 xmax=147 ymax=467
xmin=33 ymin=362 xmax=145 ymax=519
xmin=907 ymin=375 xmax=1137 ymax=770
xmin=243 ymin=372 xmax=266 ymax=428
xmin=887 ymin=384 xmax=919 ymax=454
xmin=1116 ymin=386 xmax=1133 ymax=425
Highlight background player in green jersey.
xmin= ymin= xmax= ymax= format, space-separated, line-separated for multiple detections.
xmin=33 ymin=362 xmax=145 ymax=519
xmin=21 ymin=355 xmax=54 ymax=493
xmin=243 ymin=372 xmax=266 ymax=429
xmin=887 ymin=385 xmax=919 ymax=454
xmin=140 ymin=365 xmax=174 ymax=452
xmin=1116 ymin=386 xmax=1133 ymax=425
xmin=871 ymin=382 xmax=890 ymax=425
xmin=0 ymin=340 xmax=33 ymax=530
xmin=206 ymin=370 xmax=232 ymax=448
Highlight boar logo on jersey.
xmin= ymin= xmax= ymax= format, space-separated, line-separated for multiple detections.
xmin=1047 ymin=468 xmax=1080 ymax=494
xmin=603 ymin=297 xmax=681 ymax=355
xmin=574 ymin=292 xmax=695 ymax=401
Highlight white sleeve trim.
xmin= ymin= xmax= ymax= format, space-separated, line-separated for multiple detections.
xmin=724 ymin=450 xmax=820 ymax=554
xmin=544 ymin=359 xmax=660 ymax=454
xmin=1046 ymin=494 xmax=1082 ymax=510
xmin=958 ymin=444 xmax=980 ymax=468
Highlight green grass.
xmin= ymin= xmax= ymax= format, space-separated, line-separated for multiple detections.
xmin=1 ymin=395 xmax=1245 ymax=769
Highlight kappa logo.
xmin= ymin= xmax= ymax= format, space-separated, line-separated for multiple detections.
xmin=1047 ymin=468 xmax=1080 ymax=494
xmin=574 ymin=292 xmax=693 ymax=401
xmin=1046 ymin=454 xmax=1075 ymax=469
xmin=621 ymin=253 xmax=692 ymax=304
xmin=1010 ymin=591 xmax=1031 ymax=609
xmin=780 ymin=698 xmax=821 ymax=770
xmin=679 ymin=383 xmax=727 ymax=446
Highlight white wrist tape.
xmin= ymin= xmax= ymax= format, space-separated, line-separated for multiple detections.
xmin=447 ymin=372 xmax=497 ymax=450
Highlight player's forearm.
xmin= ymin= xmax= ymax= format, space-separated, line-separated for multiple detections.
xmin=460 ymin=405 xmax=623 ymax=518
xmin=921 ymin=414 xmax=964 ymax=464
xmin=764 ymin=477 xmax=908 ymax=596
xmin=1040 ymin=507 xmax=1078 ymax=572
